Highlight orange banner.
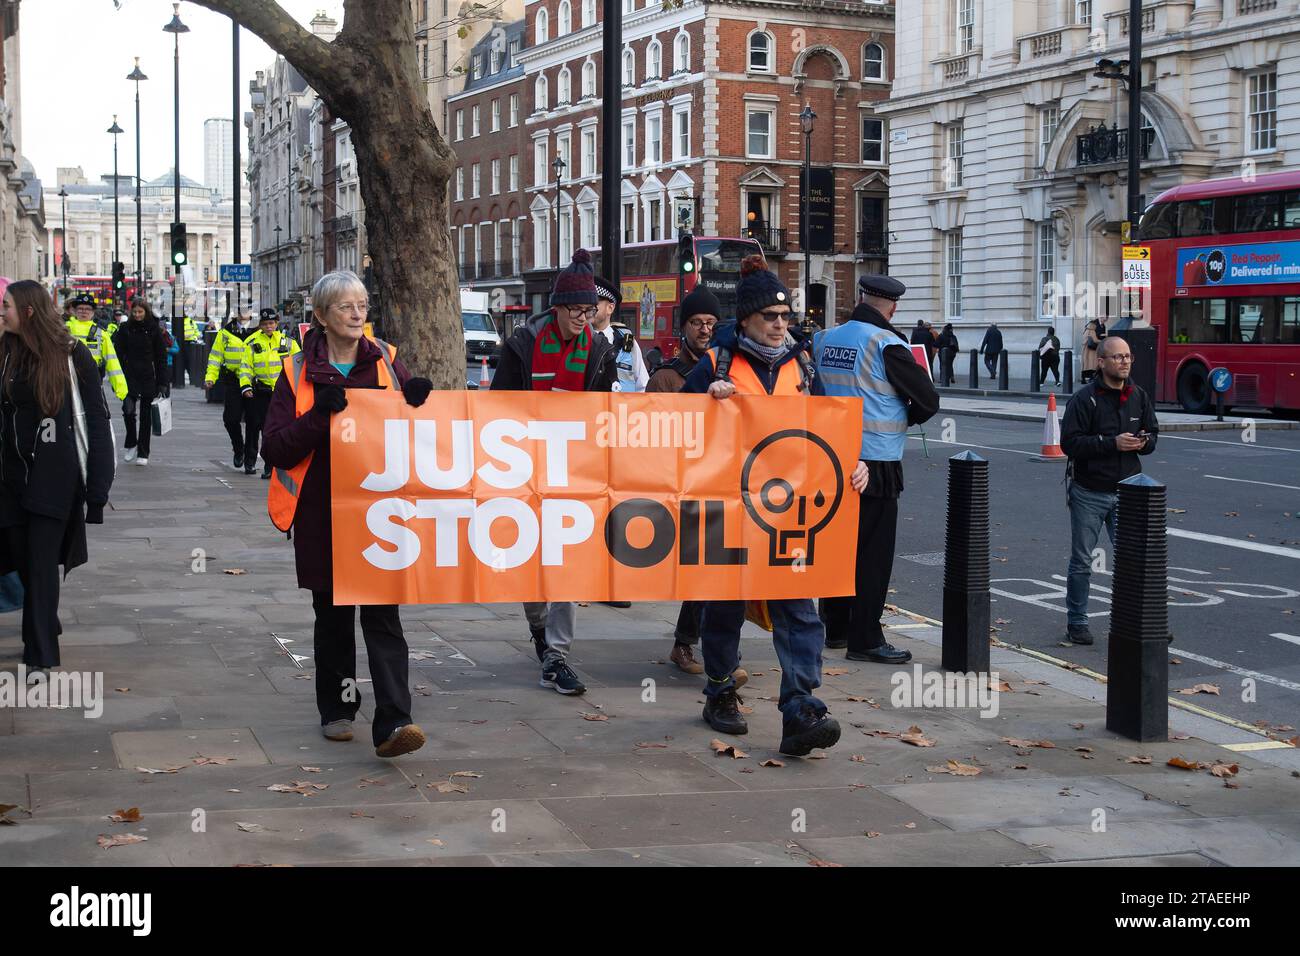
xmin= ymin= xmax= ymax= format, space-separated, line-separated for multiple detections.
xmin=329 ymin=391 xmax=863 ymax=605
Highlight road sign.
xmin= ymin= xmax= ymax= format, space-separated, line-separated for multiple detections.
xmin=219 ymin=263 xmax=253 ymax=283
xmin=1122 ymin=245 xmax=1152 ymax=289
xmin=1210 ymin=367 xmax=1232 ymax=394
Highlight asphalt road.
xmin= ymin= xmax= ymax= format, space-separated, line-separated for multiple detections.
xmin=888 ymin=412 xmax=1300 ymax=733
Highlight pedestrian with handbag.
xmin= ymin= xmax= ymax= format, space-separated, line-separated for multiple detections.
xmin=111 ymin=297 xmax=169 ymax=466
xmin=0 ymin=280 xmax=115 ymax=676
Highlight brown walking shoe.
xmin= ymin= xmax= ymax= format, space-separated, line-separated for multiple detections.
xmin=670 ymin=642 xmax=704 ymax=674
xmin=376 ymin=723 xmax=426 ymax=758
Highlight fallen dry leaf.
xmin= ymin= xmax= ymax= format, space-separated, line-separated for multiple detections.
xmin=1177 ymin=683 xmax=1221 ymax=696
xmin=634 ymin=741 xmax=668 ymax=749
xmin=350 ymin=810 xmax=375 ymax=818
xmin=1074 ymin=746 xmax=1094 ymax=753
xmin=427 ymin=838 xmax=444 ymax=846
xmin=267 ymin=781 xmax=329 ymax=796
xmin=191 ymin=755 xmax=235 ymax=766
xmin=850 ymin=754 xmax=866 ymax=763
xmin=903 ymin=822 xmax=917 ymax=830
xmin=107 ymin=807 xmax=142 ymax=824
xmin=1224 ymin=780 xmax=1240 ymax=789
xmin=1168 ymin=756 xmax=1208 ymax=770
xmin=579 ymin=712 xmax=609 ymax=722
xmin=1126 ymin=755 xmax=1153 ymax=764
xmin=450 ymin=771 xmax=482 ymax=779
xmin=709 ymin=738 xmax=748 ymax=759
xmin=299 ymin=766 xmax=322 ymax=773
xmin=1070 ymin=722 xmax=1085 ymax=730
xmin=925 ymin=760 xmax=982 ymax=777
xmin=865 ymin=831 xmax=881 ymax=838
xmin=97 ymin=833 xmax=147 ymax=849
xmin=115 ymin=687 xmax=130 ymax=693
xmin=808 ymin=859 xmax=843 ymax=867
xmin=1209 ymin=763 xmax=1239 ymax=778
xmin=759 ymin=759 xmax=784 ymax=768
xmin=1002 ymin=737 xmax=1056 ymax=750
xmin=806 ymin=751 xmax=828 ymax=760
xmin=900 ymin=725 xmax=935 ymax=748
xmin=235 ymin=822 xmax=265 ymax=833
xmin=823 ymin=667 xmax=851 ymax=676
xmin=222 ymin=568 xmax=247 ymax=575
xmin=1170 ymin=657 xmax=1182 ymax=665
xmin=989 ymin=678 xmax=1012 ymax=693
xmin=358 ymin=777 xmax=386 ymax=788
xmin=1012 ymin=764 xmax=1029 ymax=770
xmin=135 ymin=765 xmax=185 ymax=774
xmin=433 ymin=781 xmax=469 ymax=794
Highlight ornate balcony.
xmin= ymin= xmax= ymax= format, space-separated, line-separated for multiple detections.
xmin=1075 ymin=123 xmax=1156 ymax=167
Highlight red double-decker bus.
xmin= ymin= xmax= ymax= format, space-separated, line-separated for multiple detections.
xmin=1138 ymin=171 xmax=1300 ymax=414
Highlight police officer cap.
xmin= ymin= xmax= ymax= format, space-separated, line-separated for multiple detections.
xmin=259 ymin=308 xmax=279 ymax=322
xmin=858 ymin=274 xmax=907 ymax=301
xmin=72 ymin=293 xmax=96 ymax=308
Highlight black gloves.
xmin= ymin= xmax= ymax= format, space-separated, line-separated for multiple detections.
xmin=85 ymin=502 xmax=104 ymax=525
xmin=313 ymin=384 xmax=348 ymax=415
xmin=158 ymin=383 xmax=171 ymax=399
xmin=402 ymin=377 xmax=434 ymax=408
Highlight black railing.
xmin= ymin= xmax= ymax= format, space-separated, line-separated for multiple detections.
xmin=857 ymin=231 xmax=888 ymax=257
xmin=744 ymin=225 xmax=786 ymax=254
xmin=1075 ymin=124 xmax=1157 ymax=167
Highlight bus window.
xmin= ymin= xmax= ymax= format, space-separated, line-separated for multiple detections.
xmin=1232 ymin=193 xmax=1279 ymax=232
xmin=1139 ymin=202 xmax=1176 ymax=240
xmin=645 ymin=245 xmax=674 ymax=276
xmin=1171 ymin=298 xmax=1228 ymax=343
xmin=1283 ymin=192 xmax=1300 ymax=229
xmin=1177 ymin=199 xmax=1216 ymax=237
xmin=1281 ymin=297 xmax=1300 ymax=344
xmin=1231 ymin=298 xmax=1277 ymax=344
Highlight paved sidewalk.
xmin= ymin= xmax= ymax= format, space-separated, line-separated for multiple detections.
xmin=938 ymin=395 xmax=1297 ymax=432
xmin=1 ymin=386 xmax=1297 ymax=866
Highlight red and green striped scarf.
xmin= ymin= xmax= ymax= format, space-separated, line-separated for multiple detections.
xmin=530 ymin=315 xmax=591 ymax=391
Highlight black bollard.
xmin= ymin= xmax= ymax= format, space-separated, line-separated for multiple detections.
xmin=968 ymin=349 xmax=978 ymax=389
xmin=1063 ymin=349 xmax=1074 ymax=392
xmin=1105 ymin=473 xmax=1170 ymax=742
xmin=1029 ymin=350 xmax=1040 ymax=393
xmin=997 ymin=350 xmax=1009 ymax=390
xmin=942 ymin=450 xmax=991 ymax=674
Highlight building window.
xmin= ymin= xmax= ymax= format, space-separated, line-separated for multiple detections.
xmin=674 ymin=108 xmax=690 ymax=160
xmin=944 ymin=121 xmax=964 ymax=188
xmin=623 ymin=118 xmax=636 ymax=168
xmin=471 ymin=105 xmax=480 ymax=136
xmin=558 ymin=0 xmax=571 ymax=36
xmin=534 ymin=211 xmax=550 ymax=268
xmin=558 ymin=205 xmax=572 ymax=262
xmin=509 ymin=39 xmax=520 ymax=68
xmin=471 ymin=163 xmax=480 ymax=198
xmin=863 ymin=42 xmax=884 ymax=80
xmin=509 ymin=154 xmax=519 ymax=191
xmin=582 ymin=61 xmax=596 ymax=98
xmin=1075 ymin=0 xmax=1092 ymax=26
xmin=861 ymin=116 xmax=884 ymax=164
xmin=491 ymin=99 xmax=501 ymax=131
xmin=535 ymin=74 xmax=548 ymax=111
xmin=1038 ymin=105 xmax=1059 ymax=167
xmin=557 ymin=132 xmax=572 ymax=171
xmin=623 ymin=48 xmax=635 ymax=87
xmin=580 ymin=205 xmax=597 ymax=249
xmin=956 ymin=0 xmax=975 ymax=54
xmin=458 ymin=226 xmax=465 ymax=271
xmin=472 ymin=53 xmax=482 ymax=80
xmin=647 ymin=40 xmax=662 ymax=80
xmin=1248 ymin=70 xmax=1277 ymax=153
xmin=490 ymin=47 xmax=500 ymax=74
xmin=455 ymin=167 xmax=464 ymax=201
xmin=944 ymin=230 xmax=963 ymax=319
xmin=421 ymin=43 xmax=429 ymax=80
xmin=536 ymin=9 xmax=548 ymax=45
xmin=455 ymin=109 xmax=464 ymax=140
xmin=582 ymin=0 xmax=595 ymax=28
xmin=623 ymin=0 xmax=635 ymax=12
xmin=648 ymin=197 xmax=662 ymax=241
xmin=622 ymin=201 xmax=636 ymax=242
xmin=581 ymin=128 xmax=597 ymax=177
xmin=748 ymin=32 xmax=772 ymax=73
xmin=747 ymin=108 xmax=773 ymax=158
xmin=674 ymin=33 xmax=690 ymax=73
xmin=491 ymin=158 xmax=501 ymax=195
xmin=646 ymin=114 xmax=662 ymax=165
xmin=509 ymin=93 xmax=520 ymax=127
xmin=558 ymin=67 xmax=572 ymax=105
xmin=1038 ymin=222 xmax=1055 ymax=317
xmin=535 ymin=140 xmax=549 ymax=186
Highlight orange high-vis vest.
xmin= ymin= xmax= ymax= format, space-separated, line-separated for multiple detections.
xmin=267 ymin=341 xmax=400 ymax=533
xmin=706 ymin=347 xmax=804 ymax=396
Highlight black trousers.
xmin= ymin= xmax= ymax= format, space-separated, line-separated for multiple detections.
xmin=674 ymin=601 xmax=702 ymax=645
xmin=939 ymin=348 xmax=956 ymax=386
xmin=5 ymin=513 xmax=70 ymax=668
xmin=822 ymin=495 xmax=898 ymax=653
xmin=222 ymin=379 xmax=254 ymax=460
xmin=245 ymin=386 xmax=274 ymax=468
xmin=310 ymin=591 xmax=412 ymax=746
xmin=983 ymin=352 xmax=999 ymax=377
xmin=122 ymin=393 xmax=153 ymax=459
xmin=1039 ymin=355 xmax=1061 ymax=384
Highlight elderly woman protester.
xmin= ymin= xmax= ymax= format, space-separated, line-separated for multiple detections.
xmin=681 ymin=256 xmax=856 ymax=758
xmin=261 ymin=270 xmax=434 ymax=759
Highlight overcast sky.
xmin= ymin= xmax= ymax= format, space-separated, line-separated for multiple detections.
xmin=20 ymin=0 xmax=345 ymax=189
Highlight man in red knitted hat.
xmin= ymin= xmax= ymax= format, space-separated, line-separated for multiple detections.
xmin=492 ymin=249 xmax=617 ymax=695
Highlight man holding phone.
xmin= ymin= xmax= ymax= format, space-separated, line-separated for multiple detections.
xmin=1059 ymin=336 xmax=1159 ymax=645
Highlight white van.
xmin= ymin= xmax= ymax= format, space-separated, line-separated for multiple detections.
xmin=460 ymin=288 xmax=500 ymax=366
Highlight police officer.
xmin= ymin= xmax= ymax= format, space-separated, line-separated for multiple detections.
xmin=65 ymin=293 xmax=105 ymax=377
xmin=592 ymin=275 xmax=649 ymax=392
xmin=205 ymin=309 xmax=255 ymax=470
xmin=239 ymin=307 xmax=300 ymax=478
xmin=814 ymin=274 xmax=939 ymax=663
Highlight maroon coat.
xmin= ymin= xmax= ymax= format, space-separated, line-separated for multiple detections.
xmin=261 ymin=329 xmax=410 ymax=593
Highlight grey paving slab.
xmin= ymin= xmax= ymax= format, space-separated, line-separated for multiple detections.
xmin=524 ymin=710 xmax=739 ymax=756
xmin=0 ymin=625 xmax=139 ymax=648
xmin=797 ymin=830 xmax=1051 ymax=867
xmin=111 ymin=727 xmax=271 ymax=769
xmin=0 ymin=730 xmax=119 ymax=772
xmin=1105 ymin=766 xmax=1300 ymax=818
xmin=252 ymin=718 xmax=561 ymax=765
xmin=409 ymin=687 xmax=606 ymax=722
xmin=13 ymin=695 xmax=180 ymax=735
xmin=0 ymin=773 xmax=26 ymax=809
xmin=878 ymin=775 xmax=1196 ymax=832
xmin=539 ymin=786 xmax=943 ymax=849
xmin=174 ymin=692 xmax=322 ymax=727
xmin=0 ymin=816 xmax=185 ymax=866
xmin=489 ymin=842 xmax=807 ymax=867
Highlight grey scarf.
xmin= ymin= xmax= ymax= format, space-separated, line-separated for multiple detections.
xmin=739 ymin=334 xmax=787 ymax=366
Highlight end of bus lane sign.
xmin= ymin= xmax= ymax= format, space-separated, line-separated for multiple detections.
xmin=219 ymin=263 xmax=253 ymax=284
xmin=1122 ymin=245 xmax=1151 ymax=289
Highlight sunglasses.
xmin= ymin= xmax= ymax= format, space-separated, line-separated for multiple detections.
xmin=756 ymin=311 xmax=791 ymax=323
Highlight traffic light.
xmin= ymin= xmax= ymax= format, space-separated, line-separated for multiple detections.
xmin=677 ymin=232 xmax=695 ymax=276
xmin=170 ymin=223 xmax=188 ymax=266
xmin=112 ymin=261 xmax=126 ymax=292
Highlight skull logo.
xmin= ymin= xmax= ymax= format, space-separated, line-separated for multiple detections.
xmin=741 ymin=429 xmax=844 ymax=566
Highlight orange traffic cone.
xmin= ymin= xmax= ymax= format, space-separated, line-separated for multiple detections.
xmin=1035 ymin=392 xmax=1066 ymax=460
xmin=479 ymin=356 xmax=490 ymax=386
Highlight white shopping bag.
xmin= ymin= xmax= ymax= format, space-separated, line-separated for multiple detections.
xmin=151 ymin=396 xmax=173 ymax=436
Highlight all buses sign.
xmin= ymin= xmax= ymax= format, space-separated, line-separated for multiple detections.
xmin=329 ymin=391 xmax=863 ymax=605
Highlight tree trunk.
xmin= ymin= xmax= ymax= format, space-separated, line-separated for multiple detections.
xmin=189 ymin=0 xmax=463 ymax=388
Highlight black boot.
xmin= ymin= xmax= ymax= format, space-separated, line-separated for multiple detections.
xmin=530 ymin=627 xmax=548 ymax=663
xmin=702 ymin=688 xmax=748 ymax=736
xmin=780 ymin=705 xmax=841 ymax=757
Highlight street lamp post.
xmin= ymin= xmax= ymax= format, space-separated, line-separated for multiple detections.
xmin=127 ymin=58 xmax=148 ymax=299
xmin=273 ymin=223 xmax=283 ymax=308
xmin=799 ymin=105 xmax=816 ymax=327
xmin=164 ymin=2 xmax=189 ymax=387
xmin=552 ymin=155 xmax=567 ymax=270
xmin=58 ymin=186 xmax=69 ymax=292
xmin=108 ymin=115 xmax=123 ymax=310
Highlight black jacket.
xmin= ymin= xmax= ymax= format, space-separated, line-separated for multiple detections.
xmin=980 ymin=326 xmax=1003 ymax=354
xmin=680 ymin=321 xmax=825 ymax=396
xmin=112 ymin=318 xmax=168 ymax=398
xmin=0 ymin=341 xmax=114 ymax=575
xmin=1060 ymin=379 xmax=1159 ymax=493
xmin=491 ymin=312 xmax=617 ymax=392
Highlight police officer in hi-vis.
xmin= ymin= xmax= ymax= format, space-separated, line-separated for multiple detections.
xmin=813 ymin=274 xmax=939 ymax=664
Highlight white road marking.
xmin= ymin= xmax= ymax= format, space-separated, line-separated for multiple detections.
xmin=1166 ymin=647 xmax=1300 ymax=693
xmin=906 ymin=436 xmax=1039 ymax=457
xmin=1161 ymin=434 xmax=1300 ymax=452
xmin=1167 ymin=528 xmax=1300 ymax=559
xmin=1271 ymin=633 xmax=1300 ymax=647
xmin=1204 ymin=474 xmax=1300 ymax=491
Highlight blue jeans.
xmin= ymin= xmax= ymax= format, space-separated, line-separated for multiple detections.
xmin=700 ymin=599 xmax=827 ymax=721
xmin=1066 ymin=482 xmax=1118 ymax=628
